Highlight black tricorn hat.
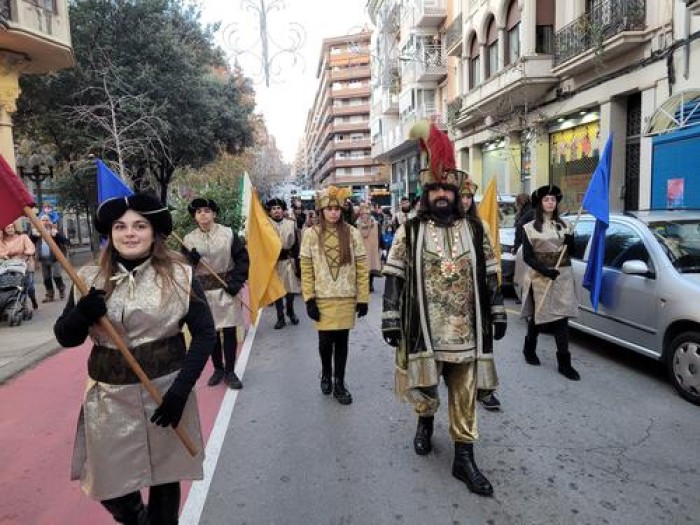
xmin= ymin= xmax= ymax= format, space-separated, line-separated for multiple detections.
xmin=95 ymin=194 xmax=172 ymax=236
xmin=532 ymin=184 xmax=563 ymax=207
xmin=187 ymin=197 xmax=219 ymax=216
xmin=266 ymin=197 xmax=287 ymax=211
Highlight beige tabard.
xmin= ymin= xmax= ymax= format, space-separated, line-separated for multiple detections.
xmin=270 ymin=217 xmax=301 ymax=294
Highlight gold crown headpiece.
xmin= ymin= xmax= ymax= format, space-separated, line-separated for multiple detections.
xmin=459 ymin=177 xmax=479 ymax=196
xmin=410 ymin=120 xmax=465 ymax=189
xmin=315 ymin=185 xmax=352 ymax=209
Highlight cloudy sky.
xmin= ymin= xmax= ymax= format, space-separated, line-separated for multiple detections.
xmin=201 ymin=0 xmax=371 ymax=163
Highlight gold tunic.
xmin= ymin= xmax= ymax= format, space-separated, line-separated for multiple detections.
xmin=184 ymin=223 xmax=243 ymax=329
xmin=71 ymin=260 xmax=204 ymax=500
xmin=300 ymin=225 xmax=369 ymax=330
xmin=270 ymin=217 xmax=301 ymax=294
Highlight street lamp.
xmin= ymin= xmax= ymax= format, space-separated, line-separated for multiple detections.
xmin=16 ymin=151 xmax=55 ymax=208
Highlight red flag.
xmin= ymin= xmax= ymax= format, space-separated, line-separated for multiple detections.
xmin=0 ymin=154 xmax=35 ymax=229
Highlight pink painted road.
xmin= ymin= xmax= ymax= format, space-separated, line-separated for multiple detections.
xmin=0 ymin=342 xmax=228 ymax=525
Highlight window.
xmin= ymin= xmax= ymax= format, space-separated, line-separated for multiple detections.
xmin=485 ymin=16 xmax=498 ymax=78
xmin=468 ymin=34 xmax=480 ymax=89
xmin=573 ymin=221 xmax=596 ymax=260
xmin=505 ymin=0 xmax=520 ymax=66
xmin=603 ymin=224 xmax=651 ymax=269
xmin=536 ymin=0 xmax=555 ymax=53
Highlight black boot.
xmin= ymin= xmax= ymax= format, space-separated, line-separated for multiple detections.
xmin=522 ymin=337 xmax=540 ymax=366
xmin=286 ymin=294 xmax=299 ymax=325
xmin=101 ymin=492 xmax=149 ymax=525
xmin=274 ymin=315 xmax=286 ymax=329
xmin=413 ymin=416 xmax=434 ymax=455
xmin=452 ymin=442 xmax=494 ymax=497
xmin=148 ymin=482 xmax=180 ymax=525
xmin=207 ymin=368 xmax=225 ymax=386
xmin=274 ymin=299 xmax=286 ymax=329
xmin=333 ymin=379 xmax=353 ymax=405
xmin=320 ymin=373 xmax=332 ymax=395
xmin=557 ymin=352 xmax=581 ymax=381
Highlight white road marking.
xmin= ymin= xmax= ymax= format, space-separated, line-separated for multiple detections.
xmin=180 ymin=310 xmax=261 ymax=525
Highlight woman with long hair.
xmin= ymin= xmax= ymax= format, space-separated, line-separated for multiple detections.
xmin=520 ymin=185 xmax=580 ymax=380
xmin=300 ymin=187 xmax=369 ymax=405
xmin=356 ymin=202 xmax=382 ymax=292
xmin=54 ymin=194 xmax=217 ymax=524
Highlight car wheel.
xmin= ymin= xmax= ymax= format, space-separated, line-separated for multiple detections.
xmin=667 ymin=331 xmax=700 ymax=406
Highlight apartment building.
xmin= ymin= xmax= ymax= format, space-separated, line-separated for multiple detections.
xmin=302 ymin=31 xmax=388 ymax=203
xmin=0 ymin=0 xmax=73 ymax=167
xmin=370 ymin=0 xmax=700 ymax=212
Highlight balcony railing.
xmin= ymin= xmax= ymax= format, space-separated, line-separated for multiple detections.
xmin=554 ymin=0 xmax=646 ymax=66
xmin=445 ymin=13 xmax=462 ymax=53
xmin=0 ymin=0 xmax=10 ymax=23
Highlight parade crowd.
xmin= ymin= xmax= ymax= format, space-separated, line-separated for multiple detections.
xmin=16 ymin=124 xmax=584 ymax=524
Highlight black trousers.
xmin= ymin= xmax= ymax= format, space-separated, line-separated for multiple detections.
xmin=524 ymin=317 xmax=570 ymax=355
xmin=101 ymin=481 xmax=180 ymax=524
xmin=318 ymin=329 xmax=350 ymax=382
xmin=275 ymin=293 xmax=296 ymax=317
xmin=211 ymin=327 xmax=237 ymax=372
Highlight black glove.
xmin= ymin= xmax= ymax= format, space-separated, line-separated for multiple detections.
xmin=185 ymin=247 xmax=201 ymax=266
xmin=306 ymin=298 xmax=320 ymax=321
xmin=543 ymin=268 xmax=560 ymax=280
xmin=383 ymin=330 xmax=401 ymax=347
xmin=76 ymin=287 xmax=107 ymax=325
xmin=563 ymin=233 xmax=574 ymax=245
xmin=278 ymin=248 xmax=290 ymax=261
xmin=150 ymin=389 xmax=188 ymax=428
xmin=225 ymin=285 xmax=241 ymax=297
xmin=356 ymin=303 xmax=368 ymax=317
xmin=493 ymin=322 xmax=507 ymax=340
xmin=293 ymin=259 xmax=301 ymax=279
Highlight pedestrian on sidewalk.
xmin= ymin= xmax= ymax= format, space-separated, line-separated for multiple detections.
xmin=0 ymin=222 xmax=38 ymax=309
xmin=300 ymin=186 xmax=370 ymax=405
xmin=267 ymin=197 xmax=301 ymax=329
xmin=460 ymin=182 xmax=502 ymax=412
xmin=32 ymin=214 xmax=68 ymax=303
xmin=519 ymin=185 xmax=581 ymax=380
xmin=356 ymin=202 xmax=382 ymax=293
xmin=382 ymin=122 xmax=507 ymax=497
xmin=183 ymin=197 xmax=249 ymax=390
xmin=53 ymin=193 xmax=217 ymax=525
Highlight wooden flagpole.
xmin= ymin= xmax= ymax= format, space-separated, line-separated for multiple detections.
xmin=25 ymin=206 xmax=198 ymax=457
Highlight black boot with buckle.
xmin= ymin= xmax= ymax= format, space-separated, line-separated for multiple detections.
xmin=452 ymin=442 xmax=494 ymax=497
xmin=413 ymin=416 xmax=434 ymax=455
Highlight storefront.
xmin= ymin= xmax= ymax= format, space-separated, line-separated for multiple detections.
xmin=548 ymin=112 xmax=601 ymax=213
xmin=481 ymin=139 xmax=508 ymax=192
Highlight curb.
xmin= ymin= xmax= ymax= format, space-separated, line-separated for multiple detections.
xmin=0 ymin=339 xmax=63 ymax=385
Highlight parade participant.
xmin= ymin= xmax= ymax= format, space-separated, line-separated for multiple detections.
xmin=513 ymin=192 xmax=535 ymax=255
xmin=356 ymin=202 xmax=382 ymax=292
xmin=520 ymin=185 xmax=580 ymax=380
xmin=0 ymin=222 xmax=38 ymax=309
xmin=300 ymin=186 xmax=369 ymax=405
xmin=459 ymin=182 xmax=502 ymax=412
xmin=292 ymin=201 xmax=306 ymax=230
xmin=267 ymin=197 xmax=301 ymax=329
xmin=53 ymin=193 xmax=217 ymax=525
xmin=33 ymin=214 xmax=69 ymax=302
xmin=382 ymin=122 xmax=506 ymax=497
xmin=183 ymin=197 xmax=249 ymax=389
xmin=341 ymin=197 xmax=356 ymax=226
xmin=392 ymin=196 xmax=412 ymax=227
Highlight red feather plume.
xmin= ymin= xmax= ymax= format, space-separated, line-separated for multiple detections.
xmin=426 ymin=124 xmax=455 ymax=180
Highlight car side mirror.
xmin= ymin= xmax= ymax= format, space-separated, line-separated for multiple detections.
xmin=621 ymin=259 xmax=654 ymax=277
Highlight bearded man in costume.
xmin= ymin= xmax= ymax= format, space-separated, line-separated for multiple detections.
xmin=267 ymin=198 xmax=301 ymax=329
xmin=382 ymin=122 xmax=507 ymax=497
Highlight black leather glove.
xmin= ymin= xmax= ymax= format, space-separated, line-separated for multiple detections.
xmin=150 ymin=389 xmax=188 ymax=428
xmin=493 ymin=322 xmax=507 ymax=341
xmin=383 ymin=329 xmax=401 ymax=347
xmin=76 ymin=287 xmax=107 ymax=325
xmin=293 ymin=259 xmax=301 ymax=279
xmin=185 ymin=247 xmax=201 ymax=266
xmin=306 ymin=298 xmax=320 ymax=321
xmin=543 ymin=268 xmax=560 ymax=280
xmin=356 ymin=303 xmax=368 ymax=317
xmin=563 ymin=233 xmax=574 ymax=245
xmin=225 ymin=285 xmax=241 ymax=297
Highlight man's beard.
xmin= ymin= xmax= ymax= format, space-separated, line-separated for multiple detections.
xmin=427 ymin=198 xmax=457 ymax=225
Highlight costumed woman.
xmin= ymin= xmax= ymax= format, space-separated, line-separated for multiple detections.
xmin=356 ymin=202 xmax=382 ymax=292
xmin=520 ymin=184 xmax=581 ymax=380
xmin=183 ymin=197 xmax=249 ymax=389
xmin=54 ymin=194 xmax=217 ymax=524
xmin=300 ymin=186 xmax=370 ymax=405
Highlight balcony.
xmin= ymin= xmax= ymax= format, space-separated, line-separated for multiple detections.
xmin=402 ymin=43 xmax=447 ymax=83
xmin=381 ymin=91 xmax=399 ymax=115
xmin=332 ymin=85 xmax=371 ymax=99
xmin=331 ymin=120 xmax=370 ymax=133
xmin=0 ymin=0 xmax=73 ymax=73
xmin=553 ymin=0 xmax=646 ymax=74
xmin=445 ymin=12 xmax=462 ymax=57
xmin=686 ymin=0 xmax=700 ymax=15
xmin=414 ymin=0 xmax=446 ymax=28
xmin=331 ymin=103 xmax=370 ymax=117
xmin=454 ymin=56 xmax=558 ymax=129
xmin=330 ymin=66 xmax=371 ymax=81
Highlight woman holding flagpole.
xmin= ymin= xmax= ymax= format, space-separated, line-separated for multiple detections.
xmin=54 ymin=193 xmax=217 ymax=524
xmin=519 ymin=185 xmax=580 ymax=380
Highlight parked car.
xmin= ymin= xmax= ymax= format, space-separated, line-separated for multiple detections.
xmin=475 ymin=194 xmax=517 ymax=287
xmin=569 ymin=210 xmax=700 ymax=405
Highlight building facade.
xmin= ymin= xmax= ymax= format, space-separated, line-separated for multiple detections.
xmin=303 ymin=31 xmax=389 ymax=203
xmin=369 ymin=0 xmax=700 ymax=212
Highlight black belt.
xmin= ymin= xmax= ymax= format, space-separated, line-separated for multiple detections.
xmin=537 ymin=252 xmax=571 ymax=267
xmin=87 ymin=333 xmax=186 ymax=385
xmin=198 ymin=270 xmax=232 ymax=291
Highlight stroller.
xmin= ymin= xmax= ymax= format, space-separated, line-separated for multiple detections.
xmin=0 ymin=259 xmax=32 ymax=327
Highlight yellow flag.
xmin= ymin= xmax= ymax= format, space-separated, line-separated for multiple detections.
xmin=478 ymin=178 xmax=501 ymax=274
xmin=246 ymin=189 xmax=285 ymax=323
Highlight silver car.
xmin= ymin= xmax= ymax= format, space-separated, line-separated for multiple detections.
xmin=570 ymin=210 xmax=700 ymax=405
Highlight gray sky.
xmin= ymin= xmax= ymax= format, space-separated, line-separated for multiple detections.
xmin=201 ymin=0 xmax=371 ymax=163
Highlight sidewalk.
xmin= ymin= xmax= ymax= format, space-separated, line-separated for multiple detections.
xmin=0 ymin=248 xmax=97 ymax=384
